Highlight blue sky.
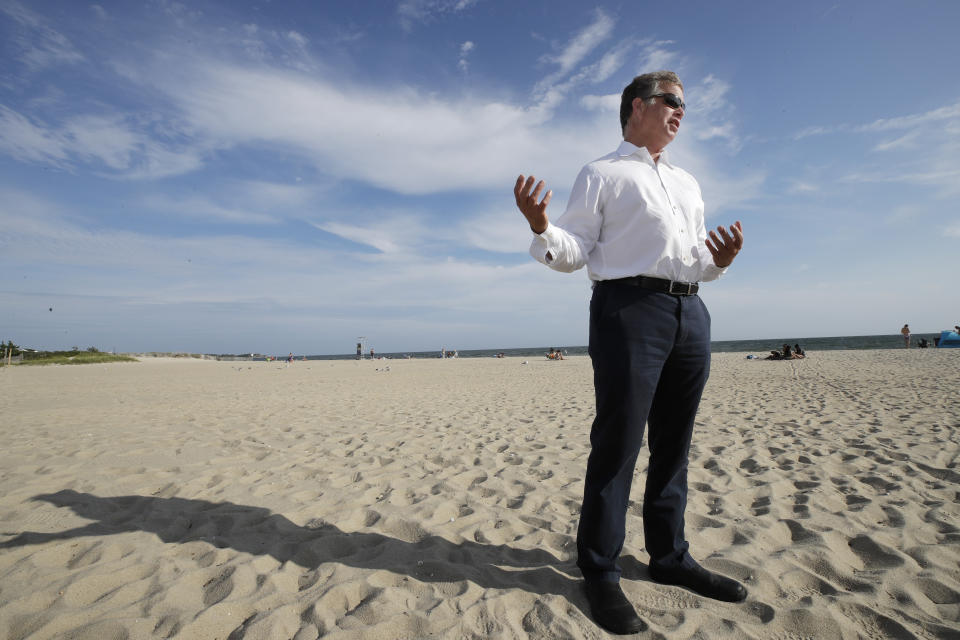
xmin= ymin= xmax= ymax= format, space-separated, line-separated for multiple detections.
xmin=2 ymin=0 xmax=958 ymax=355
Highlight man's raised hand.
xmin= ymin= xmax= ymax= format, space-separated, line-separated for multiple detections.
xmin=514 ymin=175 xmax=551 ymax=234
xmin=706 ymin=221 xmax=744 ymax=268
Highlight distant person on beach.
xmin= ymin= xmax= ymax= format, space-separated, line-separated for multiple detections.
xmin=901 ymin=324 xmax=910 ymax=348
xmin=513 ymin=70 xmax=746 ymax=633
xmin=954 ymin=325 xmax=960 ymax=335
xmin=794 ymin=343 xmax=804 ymax=356
xmin=782 ymin=344 xmax=804 ymax=359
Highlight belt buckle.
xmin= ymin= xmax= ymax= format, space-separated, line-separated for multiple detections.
xmin=669 ymin=280 xmax=692 ymax=295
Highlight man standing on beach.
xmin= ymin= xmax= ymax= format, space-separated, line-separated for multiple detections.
xmin=513 ymin=71 xmax=746 ymax=634
xmin=901 ymin=324 xmax=910 ymax=348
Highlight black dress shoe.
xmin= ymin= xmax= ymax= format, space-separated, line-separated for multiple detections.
xmin=649 ymin=561 xmax=748 ymax=602
xmin=582 ymin=579 xmax=647 ymax=635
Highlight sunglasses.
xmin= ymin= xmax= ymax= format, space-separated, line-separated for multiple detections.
xmin=646 ymin=93 xmax=686 ymax=111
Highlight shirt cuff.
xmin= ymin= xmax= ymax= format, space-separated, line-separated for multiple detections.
xmin=701 ymin=262 xmax=727 ymax=282
xmin=529 ymin=222 xmax=559 ymax=265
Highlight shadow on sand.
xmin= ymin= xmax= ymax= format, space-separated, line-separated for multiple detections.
xmin=1 ymin=490 xmax=651 ymax=620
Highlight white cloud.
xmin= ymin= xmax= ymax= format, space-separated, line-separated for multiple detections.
xmin=1 ymin=1 xmax=85 ymax=70
xmin=287 ymin=31 xmax=308 ymax=48
xmin=787 ymin=180 xmax=818 ymax=194
xmin=140 ymin=195 xmax=279 ymax=225
xmin=795 ymin=101 xmax=960 ymax=140
xmin=685 ymin=75 xmax=741 ymax=149
xmin=856 ymin=102 xmax=960 ymax=133
xmin=140 ymin=61 xmax=614 ymax=194
xmin=690 ymin=75 xmax=729 ymax=115
xmin=872 ymin=133 xmax=915 ymax=152
xmin=0 ymin=105 xmax=71 ymax=164
xmin=946 ymin=224 xmax=960 ymax=238
xmin=458 ymin=40 xmax=474 ymax=72
xmin=311 ymin=217 xmax=422 ymax=254
xmin=397 ymin=0 xmax=479 ymax=31
xmin=458 ymin=209 xmax=533 ymax=254
xmin=542 ymin=9 xmax=614 ymax=76
xmin=0 ymin=106 xmax=203 ymax=179
xmin=580 ymin=93 xmax=619 ymax=112
xmin=238 ymin=181 xmax=318 ymax=208
xmin=793 ymin=125 xmax=832 ymax=140
xmin=841 ymin=168 xmax=960 ymax=186
xmin=534 ymin=10 xmax=615 ymax=100
xmin=638 ymin=41 xmax=678 ymax=73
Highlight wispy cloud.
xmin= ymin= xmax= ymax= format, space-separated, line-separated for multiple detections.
xmin=1 ymin=0 xmax=85 ymax=70
xmin=540 ymin=9 xmax=614 ymax=77
xmin=795 ymin=101 xmax=960 ymax=139
xmin=397 ymin=0 xmax=479 ymax=31
xmin=0 ymin=105 xmax=203 ymax=178
xmin=458 ymin=40 xmax=474 ymax=72
xmin=311 ymin=212 xmax=436 ymax=255
xmin=140 ymin=194 xmax=279 ymax=225
xmin=787 ymin=180 xmax=819 ymax=194
xmin=856 ymin=102 xmax=960 ymax=133
xmin=872 ymin=133 xmax=915 ymax=152
xmin=130 ymin=60 xmax=616 ymax=194
xmin=841 ymin=168 xmax=960 ymax=186
xmin=533 ymin=9 xmax=616 ymax=101
xmin=793 ymin=125 xmax=832 ymax=140
xmin=639 ymin=40 xmax=678 ymax=72
xmin=0 ymin=105 xmax=70 ymax=164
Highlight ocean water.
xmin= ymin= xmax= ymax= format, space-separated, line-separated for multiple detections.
xmin=295 ymin=333 xmax=948 ymax=361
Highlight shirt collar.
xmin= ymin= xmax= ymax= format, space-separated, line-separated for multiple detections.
xmin=616 ymin=140 xmax=672 ymax=167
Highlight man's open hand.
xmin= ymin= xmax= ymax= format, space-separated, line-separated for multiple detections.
xmin=514 ymin=175 xmax=551 ymax=234
xmin=706 ymin=221 xmax=743 ymax=268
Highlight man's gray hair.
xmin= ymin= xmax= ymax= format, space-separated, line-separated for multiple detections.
xmin=620 ymin=71 xmax=683 ymax=133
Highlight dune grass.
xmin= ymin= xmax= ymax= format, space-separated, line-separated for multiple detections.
xmin=5 ymin=352 xmax=139 ymax=366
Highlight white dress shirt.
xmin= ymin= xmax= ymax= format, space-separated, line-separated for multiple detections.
xmin=530 ymin=140 xmax=726 ymax=284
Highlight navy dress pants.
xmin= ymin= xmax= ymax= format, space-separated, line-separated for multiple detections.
xmin=576 ymin=280 xmax=711 ymax=583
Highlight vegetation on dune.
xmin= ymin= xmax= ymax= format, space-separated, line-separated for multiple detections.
xmin=1 ymin=342 xmax=138 ymax=366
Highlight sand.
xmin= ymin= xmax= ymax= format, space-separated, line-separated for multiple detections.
xmin=1 ymin=350 xmax=958 ymax=639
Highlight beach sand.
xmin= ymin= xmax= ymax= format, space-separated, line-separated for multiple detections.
xmin=1 ymin=350 xmax=958 ymax=639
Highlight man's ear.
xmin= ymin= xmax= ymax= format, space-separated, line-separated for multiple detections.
xmin=632 ymin=97 xmax=646 ymax=117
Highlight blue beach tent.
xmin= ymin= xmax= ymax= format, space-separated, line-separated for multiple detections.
xmin=937 ymin=331 xmax=960 ymax=348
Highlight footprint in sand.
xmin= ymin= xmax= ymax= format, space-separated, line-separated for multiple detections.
xmin=781 ymin=519 xmax=823 ymax=545
xmin=848 ymin=534 xmax=905 ymax=569
xmin=751 ymin=496 xmax=771 ymax=516
xmin=202 ymin=566 xmax=235 ymax=606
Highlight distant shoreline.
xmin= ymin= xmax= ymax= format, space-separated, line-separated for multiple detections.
xmin=117 ymin=332 xmax=953 ymax=362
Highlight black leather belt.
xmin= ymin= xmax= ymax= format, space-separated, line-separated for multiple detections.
xmin=609 ymin=275 xmax=699 ymax=296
